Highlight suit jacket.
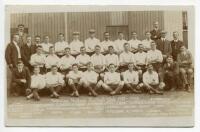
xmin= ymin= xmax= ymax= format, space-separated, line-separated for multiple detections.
xmin=163 ymin=62 xmax=179 ymax=73
xmin=170 ymin=40 xmax=184 ymax=61
xmin=177 ymin=50 xmax=193 ymax=68
xmin=5 ymin=42 xmax=22 ymax=68
xmin=11 ymin=66 xmax=31 ymax=88
xmin=21 ymin=44 xmax=37 ymax=66
xmin=156 ymin=39 xmax=172 ymax=55
xmin=150 ymin=29 xmax=161 ymax=41
xmin=17 ymin=32 xmax=27 ymax=47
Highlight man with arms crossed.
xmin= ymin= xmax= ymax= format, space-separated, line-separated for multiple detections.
xmin=45 ymin=65 xmax=64 ymax=98
xmin=102 ymin=63 xmax=124 ymax=95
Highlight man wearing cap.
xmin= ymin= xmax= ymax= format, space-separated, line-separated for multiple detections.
xmin=85 ymin=29 xmax=100 ymax=56
xmin=171 ymin=31 xmax=184 ymax=61
xmin=54 ymin=33 xmax=69 ymax=58
xmin=76 ymin=46 xmax=91 ymax=71
xmin=16 ymin=24 xmax=27 ymax=46
xmin=114 ymin=32 xmax=127 ymax=55
xmin=163 ymin=55 xmax=180 ymax=91
xmin=142 ymin=31 xmax=153 ymax=52
xmin=177 ymin=45 xmax=193 ymax=92
xmin=69 ymin=32 xmax=84 ymax=57
xmin=59 ymin=47 xmax=76 ymax=74
xmin=40 ymin=35 xmax=53 ymax=56
xmin=5 ymin=34 xmax=23 ymax=70
xmin=128 ymin=31 xmax=141 ymax=53
xmin=11 ymin=60 xmax=31 ymax=96
xmin=150 ymin=21 xmax=162 ymax=41
xmin=21 ymin=35 xmax=37 ymax=71
xmin=156 ymin=30 xmax=172 ymax=59
xmin=100 ymin=32 xmax=115 ymax=55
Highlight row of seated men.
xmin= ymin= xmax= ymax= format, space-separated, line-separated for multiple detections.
xmin=10 ymin=41 xmax=193 ymax=101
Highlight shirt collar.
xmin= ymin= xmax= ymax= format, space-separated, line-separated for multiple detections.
xmin=13 ymin=41 xmax=18 ymax=46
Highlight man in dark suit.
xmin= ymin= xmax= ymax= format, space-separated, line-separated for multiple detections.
xmin=11 ymin=60 xmax=31 ymax=96
xmin=5 ymin=34 xmax=23 ymax=70
xmin=170 ymin=31 xmax=184 ymax=61
xmin=16 ymin=24 xmax=27 ymax=46
xmin=156 ymin=30 xmax=172 ymax=59
xmin=21 ymin=35 xmax=36 ymax=71
xmin=150 ymin=21 xmax=161 ymax=41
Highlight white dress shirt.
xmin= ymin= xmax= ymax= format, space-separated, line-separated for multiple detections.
xmin=143 ymin=71 xmax=159 ymax=85
xmin=76 ymin=54 xmax=91 ymax=67
xmin=147 ymin=49 xmax=163 ymax=63
xmin=134 ymin=51 xmax=147 ymax=65
xmin=45 ymin=54 xmax=60 ymax=69
xmin=119 ymin=51 xmax=135 ymax=64
xmin=13 ymin=41 xmax=21 ymax=58
xmin=104 ymin=72 xmax=121 ymax=84
xmin=30 ymin=74 xmax=46 ymax=89
xmin=45 ymin=72 xmax=64 ymax=85
xmin=41 ymin=43 xmax=53 ymax=54
xmin=69 ymin=40 xmax=84 ymax=55
xmin=100 ymin=40 xmax=115 ymax=53
xmin=81 ymin=70 xmax=99 ymax=83
xmin=128 ymin=39 xmax=141 ymax=49
xmin=123 ymin=70 xmax=139 ymax=84
xmin=30 ymin=53 xmax=46 ymax=67
xmin=91 ymin=53 xmax=105 ymax=66
xmin=105 ymin=53 xmax=119 ymax=66
xmin=114 ymin=39 xmax=127 ymax=53
xmin=54 ymin=41 xmax=69 ymax=55
xmin=142 ymin=39 xmax=153 ymax=49
xmin=59 ymin=55 xmax=76 ymax=70
xmin=85 ymin=37 xmax=100 ymax=52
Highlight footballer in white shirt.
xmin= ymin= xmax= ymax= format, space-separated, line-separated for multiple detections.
xmin=84 ymin=29 xmax=100 ymax=55
xmin=45 ymin=65 xmax=65 ymax=98
xmin=105 ymin=45 xmax=119 ymax=71
xmin=76 ymin=46 xmax=91 ymax=71
xmin=41 ymin=35 xmax=53 ymax=56
xmin=54 ymin=33 xmax=69 ymax=57
xmin=66 ymin=64 xmax=83 ymax=97
xmin=141 ymin=64 xmax=164 ymax=95
xmin=101 ymin=63 xmax=124 ymax=95
xmin=128 ymin=31 xmax=141 ymax=53
xmin=122 ymin=63 xmax=141 ymax=94
xmin=142 ymin=31 xmax=153 ymax=52
xmin=79 ymin=62 xmax=101 ymax=97
xmin=45 ymin=46 xmax=60 ymax=71
xmin=114 ymin=32 xmax=127 ymax=55
xmin=26 ymin=66 xmax=46 ymax=101
xmin=100 ymin=32 xmax=115 ymax=55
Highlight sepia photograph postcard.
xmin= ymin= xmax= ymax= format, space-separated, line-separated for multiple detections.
xmin=4 ymin=5 xmax=195 ymax=127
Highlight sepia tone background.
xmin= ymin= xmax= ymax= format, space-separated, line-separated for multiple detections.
xmin=10 ymin=11 xmax=188 ymax=48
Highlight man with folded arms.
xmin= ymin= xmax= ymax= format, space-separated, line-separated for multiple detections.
xmin=41 ymin=35 xmax=53 ymax=56
xmin=45 ymin=46 xmax=60 ymax=72
xmin=142 ymin=31 xmax=153 ymax=52
xmin=54 ymin=33 xmax=69 ymax=58
xmin=141 ymin=64 xmax=164 ymax=95
xmin=30 ymin=45 xmax=46 ymax=74
xmin=79 ymin=62 xmax=101 ymax=97
xmin=45 ymin=65 xmax=64 ymax=98
xmin=66 ymin=64 xmax=83 ymax=97
xmin=85 ymin=29 xmax=100 ymax=56
xmin=177 ymin=45 xmax=193 ymax=92
xmin=122 ymin=63 xmax=141 ymax=94
xmin=115 ymin=32 xmax=127 ymax=55
xmin=105 ymin=45 xmax=119 ymax=71
xmin=119 ymin=43 xmax=136 ymax=72
xmin=101 ymin=32 xmax=115 ymax=55
xmin=102 ymin=63 xmax=124 ymax=95
xmin=128 ymin=31 xmax=141 ymax=53
xmin=76 ymin=46 xmax=91 ymax=72
xmin=59 ymin=47 xmax=76 ymax=74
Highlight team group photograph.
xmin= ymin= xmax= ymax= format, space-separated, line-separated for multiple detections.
xmin=5 ymin=12 xmax=193 ymax=102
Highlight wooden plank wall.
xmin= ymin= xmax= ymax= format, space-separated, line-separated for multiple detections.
xmin=10 ymin=13 xmax=65 ymax=44
xmin=128 ymin=11 xmax=164 ymax=40
xmin=10 ymin=11 xmax=164 ymax=43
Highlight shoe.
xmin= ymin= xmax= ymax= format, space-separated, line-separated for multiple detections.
xmin=70 ymin=92 xmax=75 ymax=97
xmin=92 ymin=91 xmax=98 ymax=97
xmin=50 ymin=94 xmax=54 ymax=98
xmin=110 ymin=91 xmax=116 ymax=95
xmin=74 ymin=91 xmax=79 ymax=97
xmin=88 ymin=92 xmax=92 ymax=96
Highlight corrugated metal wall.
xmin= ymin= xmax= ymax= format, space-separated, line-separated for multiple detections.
xmin=128 ymin=11 xmax=164 ymax=40
xmin=10 ymin=11 xmax=164 ymax=43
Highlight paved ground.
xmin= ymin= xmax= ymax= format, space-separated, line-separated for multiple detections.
xmin=7 ymin=90 xmax=194 ymax=119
